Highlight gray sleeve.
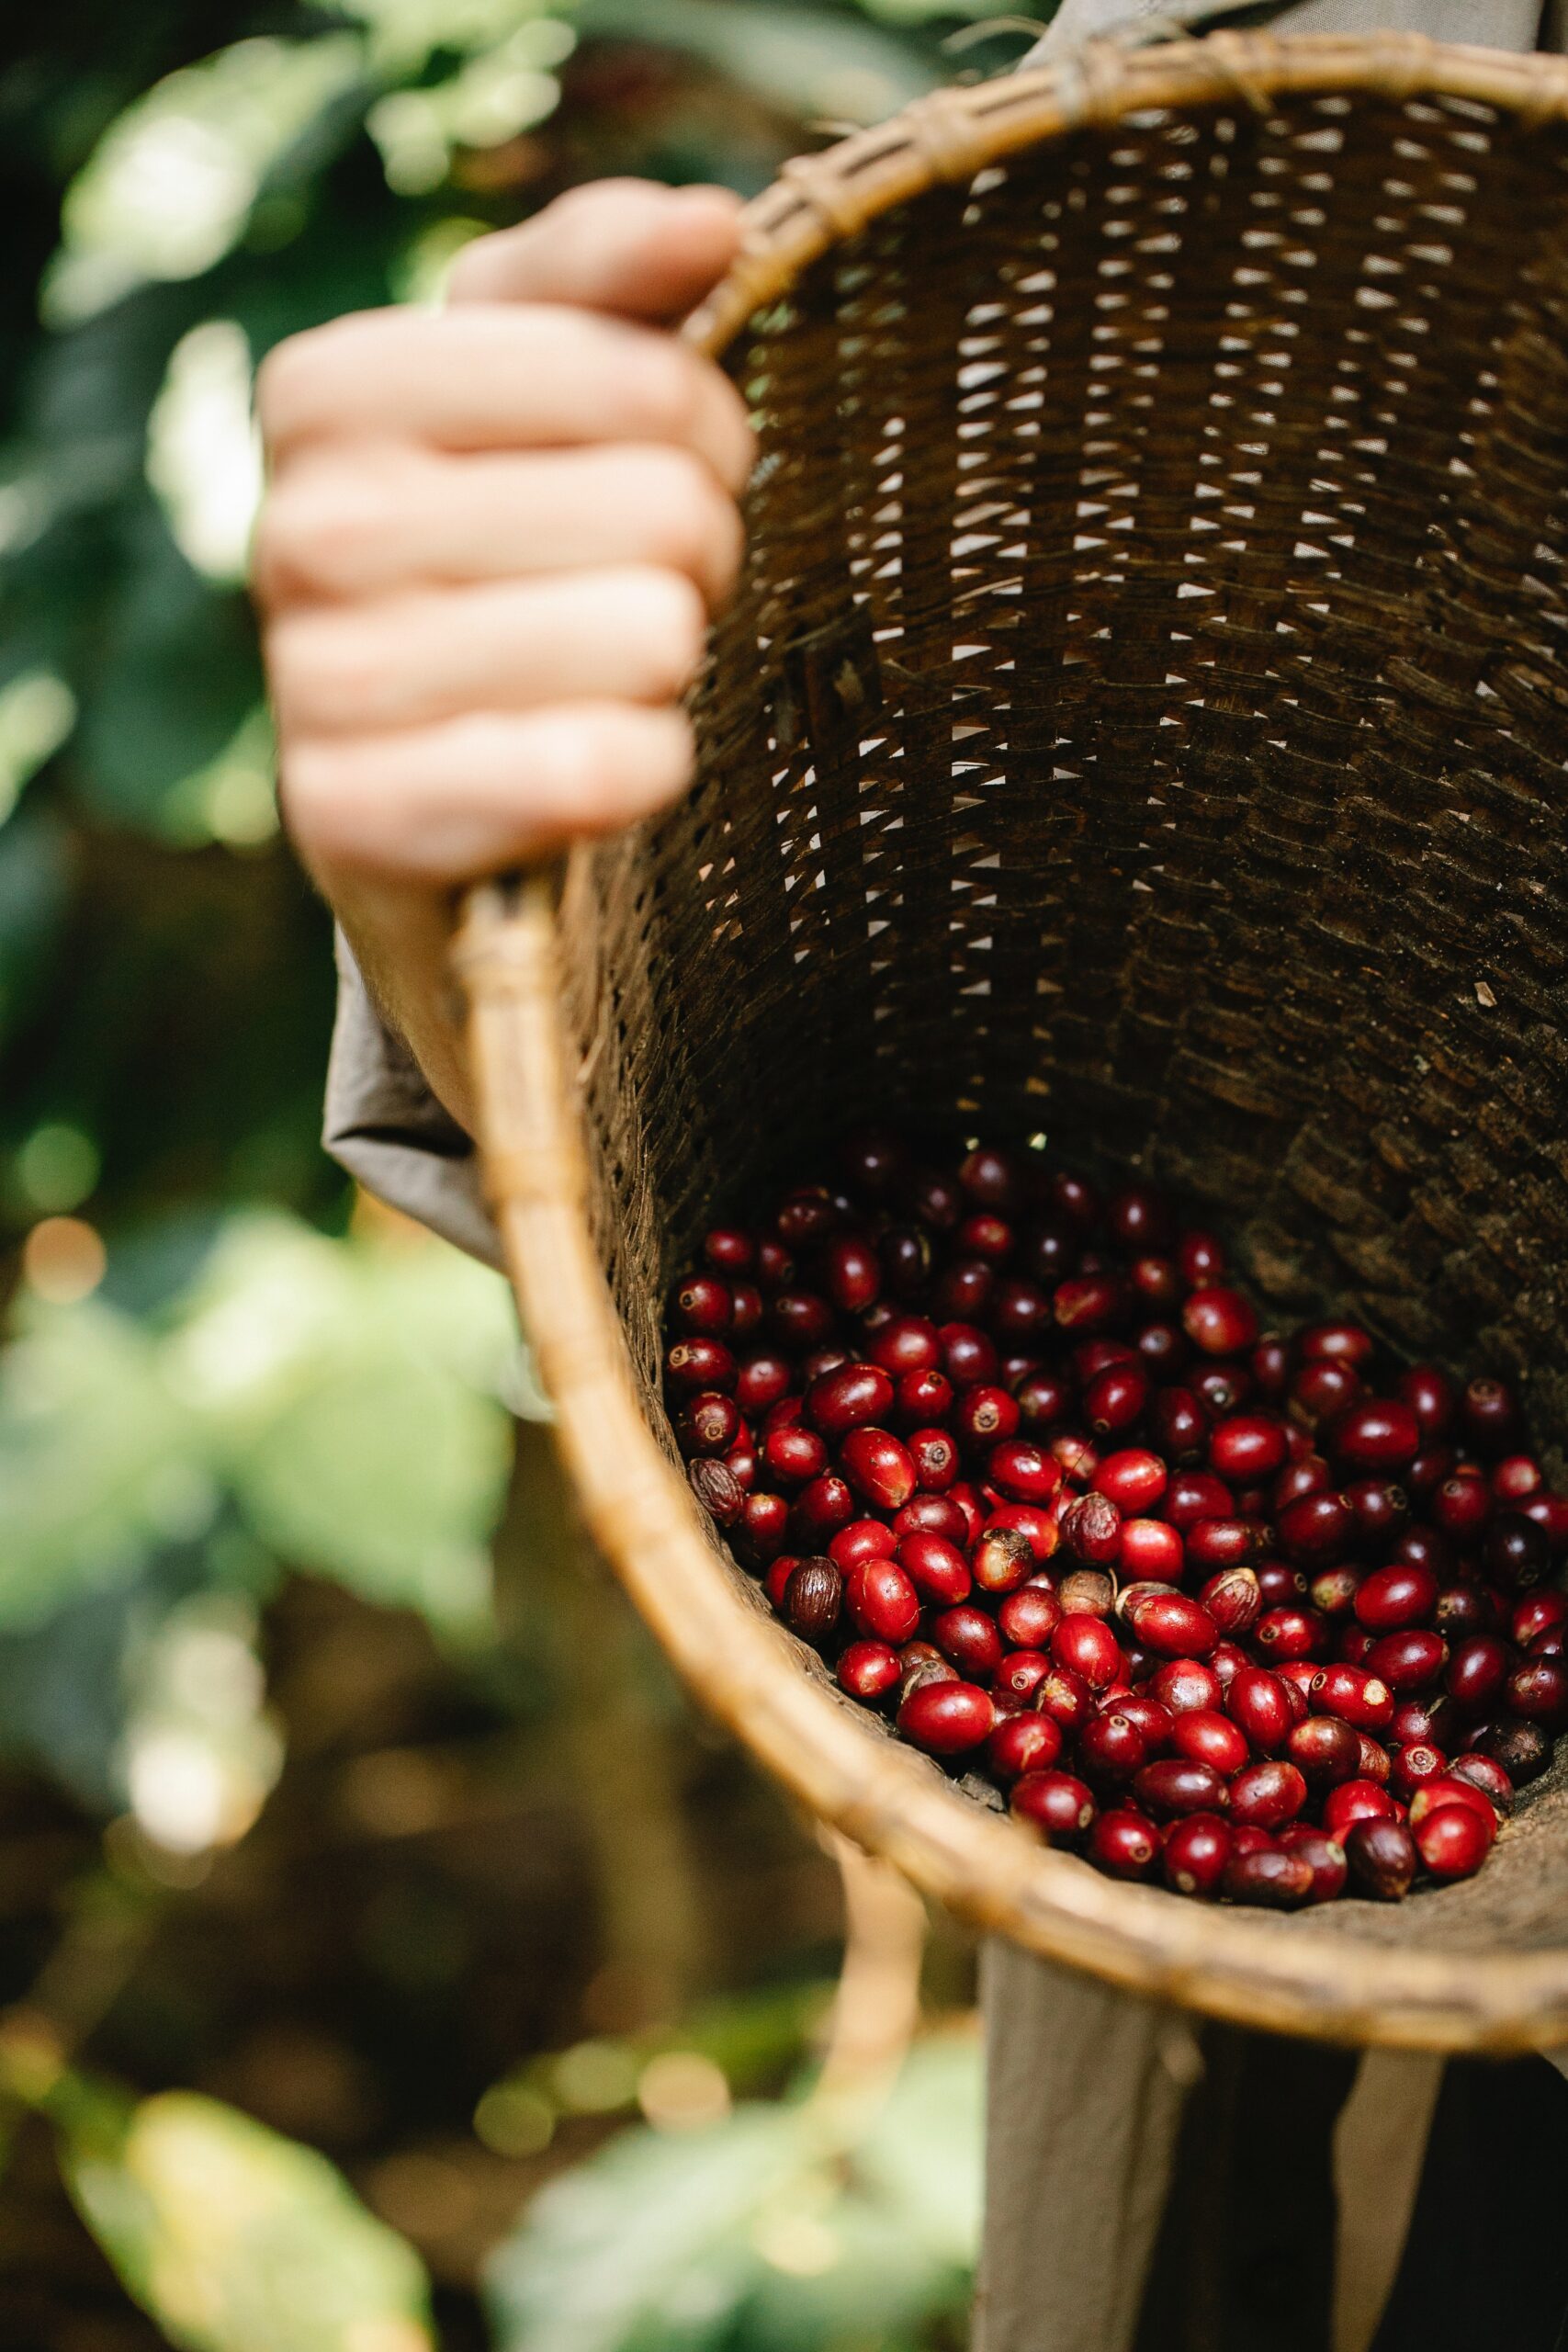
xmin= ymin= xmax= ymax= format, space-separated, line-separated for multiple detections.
xmin=323 ymin=931 xmax=504 ymax=1270
xmin=1024 ymin=0 xmax=1543 ymax=58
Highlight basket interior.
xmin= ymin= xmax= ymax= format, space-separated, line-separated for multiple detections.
xmin=554 ymin=80 xmax=1568 ymax=1955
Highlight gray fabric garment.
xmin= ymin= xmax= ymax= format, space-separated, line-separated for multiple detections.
xmin=973 ymin=1951 xmax=1199 ymax=2352
xmin=315 ymin=3 xmax=1559 ymax=2345
xmin=1027 ymin=0 xmax=1544 ymax=54
xmin=324 ymin=931 xmax=503 ymax=1268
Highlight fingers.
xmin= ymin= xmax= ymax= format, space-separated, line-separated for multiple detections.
xmin=257 ymin=305 xmax=754 ymax=492
xmin=255 ymin=440 xmax=744 ymax=610
xmin=282 ymin=703 xmax=695 ymax=884
xmin=269 ymin=565 xmax=706 ymax=738
xmin=446 ymin=179 xmax=745 ymax=320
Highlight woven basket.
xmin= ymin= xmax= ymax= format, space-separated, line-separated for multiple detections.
xmin=457 ymin=30 xmax=1568 ymax=2052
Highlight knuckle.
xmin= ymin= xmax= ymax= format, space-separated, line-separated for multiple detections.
xmin=630 ymin=448 xmax=741 ymax=588
xmin=626 ymin=337 xmax=702 ymax=444
xmin=630 ymin=569 xmax=708 ymax=695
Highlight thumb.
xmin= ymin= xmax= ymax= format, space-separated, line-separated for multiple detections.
xmin=446 ymin=179 xmax=745 ymax=322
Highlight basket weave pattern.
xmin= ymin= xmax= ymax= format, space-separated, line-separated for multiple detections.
xmin=459 ymin=34 xmax=1568 ymax=2049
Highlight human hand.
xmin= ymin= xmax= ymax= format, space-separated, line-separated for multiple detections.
xmin=254 ymin=180 xmax=752 ymax=1128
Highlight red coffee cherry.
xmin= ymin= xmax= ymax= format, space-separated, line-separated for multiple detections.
xmin=666 ymin=1336 xmax=737 ymax=1395
xmin=1444 ymin=1634 xmax=1510 ymax=1715
xmin=1228 ymin=1760 xmax=1307 ymax=1830
xmin=1413 ymin=1803 xmax=1493 ymax=1883
xmin=1313 ymin=1664 xmax=1394 ymax=1734
xmin=839 ymin=1427 xmax=917 ymax=1512
xmin=829 ymin=1520 xmax=897 ymax=1570
xmin=1152 ymin=1387 xmax=1209 ymax=1464
xmin=1093 ymin=1448 xmax=1168 ymax=1513
xmin=1163 ymin=1813 xmax=1233 ymax=1899
xmin=1365 ymin=1629 xmax=1448 ymax=1693
xmin=987 ymin=1439 xmax=1063 ymax=1504
xmin=1152 ymin=1657 xmax=1224 ymax=1716
xmin=1035 ymin=1665 xmax=1095 ymax=1737
xmin=1286 ymin=1715 xmax=1361 ymax=1787
xmin=1050 ymin=1615 xmax=1122 ymax=1691
xmin=806 ymin=1363 xmax=894 ymax=1438
xmin=1396 ymin=1363 xmax=1456 ymax=1438
xmin=1079 ymin=1711 xmax=1149 ymax=1787
xmin=793 ymin=1474 xmax=855 ymax=1544
xmin=736 ymin=1352 xmax=793 ymax=1415
xmin=1344 ymin=1816 xmax=1417 ymax=1900
xmin=1224 ymin=1848 xmax=1314 ymax=1907
xmin=1089 ymin=1808 xmax=1160 ymax=1880
xmin=998 ymin=1585 xmax=1062 ymax=1649
xmin=1407 ymin=1776 xmax=1500 ymax=1835
xmin=844 ymin=1557 xmax=920 ymax=1645
xmin=1060 ymin=1492 xmax=1122 ymax=1567
xmin=867 ymin=1314 xmax=943 ymax=1375
xmin=763 ymin=1424 xmax=830 ymax=1486
xmin=1182 ymin=1286 xmax=1258 ymax=1356
xmin=1011 ymin=1770 xmax=1096 ymax=1845
xmin=1276 ymin=1491 xmax=1355 ymax=1564
xmin=1124 ymin=1590 xmax=1218 ymax=1660
xmin=1323 ymin=1779 xmax=1398 ymax=1838
xmin=1119 ymin=1519 xmax=1186 ymax=1583
xmin=1328 ymin=1399 xmax=1421 ymax=1476
xmin=1209 ymin=1415 xmax=1288 ymax=1484
xmin=1134 ymin=1758 xmax=1227 ymax=1820
xmin=987 ymin=1713 xmax=1064 ymax=1781
xmin=1199 ymin=1567 xmax=1261 ymax=1637
xmin=1449 ymin=1752 xmax=1515 ymax=1816
xmin=1505 ymin=1657 xmax=1568 ymax=1731
xmin=1279 ymin=1826 xmax=1348 ymax=1904
xmin=931 ymin=1605 xmax=1004 ymax=1683
xmin=895 ymin=1532 xmax=971 ymax=1605
xmin=897 ymin=1679 xmax=994 ymax=1756
xmin=837 ymin=1641 xmax=901 ymax=1703
xmin=954 ymin=1385 xmax=1018 ymax=1449
xmin=1353 ymin=1562 xmax=1438 ymax=1633
xmin=1170 ymin=1709 xmax=1249 ymax=1777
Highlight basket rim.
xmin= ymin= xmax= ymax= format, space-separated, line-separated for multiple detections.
xmin=459 ymin=28 xmax=1568 ymax=2052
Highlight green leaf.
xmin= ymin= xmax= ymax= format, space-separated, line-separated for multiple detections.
xmin=484 ymin=2033 xmax=982 ymax=2352
xmin=574 ymin=0 xmax=940 ymax=122
xmin=171 ymin=1216 xmax=516 ymax=1636
xmin=58 ymin=2085 xmax=434 ymax=2352
xmin=0 ymin=1296 xmax=211 ymax=1631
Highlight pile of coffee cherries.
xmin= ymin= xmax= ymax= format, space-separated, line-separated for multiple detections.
xmin=665 ymin=1136 xmax=1568 ymax=1907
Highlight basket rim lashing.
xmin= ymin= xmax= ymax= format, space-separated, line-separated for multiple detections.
xmin=457 ymin=31 xmax=1568 ymax=2053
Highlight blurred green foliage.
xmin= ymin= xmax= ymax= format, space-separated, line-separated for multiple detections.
xmin=0 ymin=0 xmax=1041 ymax=2339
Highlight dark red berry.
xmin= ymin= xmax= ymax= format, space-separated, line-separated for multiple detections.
xmin=1329 ymin=1399 xmax=1420 ymax=1476
xmin=1060 ymin=1491 xmax=1122 ymax=1567
xmin=837 ymin=1640 xmax=901 ymax=1703
xmin=1163 ymin=1813 xmax=1232 ymax=1899
xmin=1277 ymin=1491 xmax=1355 ymax=1564
xmin=1119 ymin=1519 xmax=1186 ymax=1583
xmin=1365 ymin=1628 xmax=1448 ymax=1693
xmin=1461 ymin=1376 xmax=1520 ymax=1454
xmin=1413 ymin=1803 xmax=1493 ymax=1882
xmin=1323 ymin=1779 xmax=1397 ymax=1837
xmin=1286 ymin=1714 xmax=1361 ymax=1787
xmin=987 ymin=1439 xmax=1062 ymax=1505
xmin=1079 ymin=1711 xmax=1150 ymax=1786
xmin=1228 ymin=1760 xmax=1307 ymax=1829
xmin=782 ymin=1556 xmax=842 ymax=1641
xmin=839 ymin=1427 xmax=916 ymax=1512
xmin=1449 ymin=1753 xmax=1516 ymax=1816
xmin=845 ymin=1557 xmax=920 ymax=1644
xmin=897 ymin=1679 xmax=994 ymax=1755
xmin=1182 ymin=1286 xmax=1258 ymax=1356
xmin=1012 ymin=1769 xmax=1096 ymax=1843
xmin=1170 ymin=1710 xmax=1250 ymax=1777
xmin=1345 ymin=1817 xmax=1416 ymax=1900
xmin=998 ymin=1585 xmax=1061 ymax=1649
xmin=1089 ymin=1808 xmax=1160 ymax=1880
xmin=1444 ymin=1634 xmax=1511 ymax=1715
xmin=987 ymin=1713 xmax=1064 ymax=1781
xmin=1396 ymin=1364 xmax=1456 ymax=1438
xmin=1035 ymin=1666 xmax=1094 ymax=1737
xmin=1051 ymin=1615 xmax=1122 ymax=1691
xmin=931 ymin=1605 xmax=1004 ymax=1682
xmin=1278 ymin=1826 xmax=1348 ymax=1904
xmin=1134 ymin=1758 xmax=1227 ymax=1820
xmin=896 ymin=1532 xmax=971 ymax=1605
xmin=1354 ymin=1562 xmax=1438 ymax=1633
xmin=1505 ymin=1657 xmax=1568 ymax=1731
xmin=1483 ymin=1512 xmax=1550 ymax=1593
xmin=1472 ymin=1717 xmax=1551 ymax=1785
xmin=1152 ymin=1657 xmax=1224 ymax=1716
xmin=1124 ymin=1590 xmax=1218 ymax=1660
xmin=1092 ymin=1449 xmax=1168 ymax=1515
xmin=1431 ymin=1471 xmax=1491 ymax=1541
xmin=1224 ymin=1848 xmax=1314 ymax=1907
